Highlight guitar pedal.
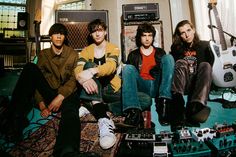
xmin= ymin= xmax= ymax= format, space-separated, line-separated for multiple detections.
xmin=124 ymin=128 xmax=156 ymax=149
xmin=125 ymin=131 xmax=156 ymax=142
xmin=153 ymin=142 xmax=169 ymax=157
xmin=213 ymin=123 xmax=234 ymax=137
xmin=158 ymin=130 xmax=173 ymax=144
xmin=191 ymin=128 xmax=216 ymax=142
xmin=178 ymin=128 xmax=192 ymax=141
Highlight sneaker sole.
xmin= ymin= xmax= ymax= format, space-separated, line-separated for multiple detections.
xmin=115 ymin=122 xmax=136 ymax=128
xmin=191 ymin=106 xmax=211 ymax=123
xmin=100 ymin=137 xmax=116 ymax=150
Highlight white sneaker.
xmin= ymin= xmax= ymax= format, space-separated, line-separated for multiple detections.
xmin=98 ymin=118 xmax=116 ymax=149
xmin=79 ymin=106 xmax=90 ymax=118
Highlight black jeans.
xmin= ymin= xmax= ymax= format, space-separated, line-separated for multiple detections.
xmin=53 ymin=91 xmax=81 ymax=155
xmin=10 ymin=63 xmax=57 ymax=115
xmin=172 ymin=59 xmax=212 ymax=105
xmin=9 ymin=63 xmax=81 ymax=154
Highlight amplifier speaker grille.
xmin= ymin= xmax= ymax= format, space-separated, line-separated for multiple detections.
xmin=55 ymin=10 xmax=109 ymax=51
xmin=63 ymin=22 xmax=89 ymax=51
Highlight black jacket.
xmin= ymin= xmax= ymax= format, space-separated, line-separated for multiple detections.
xmin=126 ymin=47 xmax=166 ymax=77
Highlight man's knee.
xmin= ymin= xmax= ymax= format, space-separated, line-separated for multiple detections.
xmin=161 ymin=54 xmax=174 ymax=65
xmin=122 ymin=64 xmax=136 ymax=74
xmin=199 ymin=62 xmax=212 ymax=71
xmin=83 ymin=62 xmax=97 ymax=70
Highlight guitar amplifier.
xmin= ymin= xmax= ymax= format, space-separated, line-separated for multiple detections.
xmin=122 ymin=3 xmax=159 ymax=21
xmin=55 ymin=10 xmax=109 ymax=51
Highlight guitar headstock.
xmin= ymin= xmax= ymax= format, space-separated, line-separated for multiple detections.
xmin=34 ymin=8 xmax=41 ymax=24
xmin=208 ymin=0 xmax=217 ymax=9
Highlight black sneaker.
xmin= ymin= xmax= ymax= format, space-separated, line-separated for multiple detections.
xmin=123 ymin=108 xmax=144 ymax=128
xmin=169 ymin=93 xmax=185 ymax=130
xmin=186 ymin=102 xmax=211 ymax=123
xmin=155 ymin=98 xmax=171 ymax=126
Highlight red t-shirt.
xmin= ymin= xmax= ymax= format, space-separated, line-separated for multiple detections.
xmin=140 ymin=49 xmax=156 ymax=80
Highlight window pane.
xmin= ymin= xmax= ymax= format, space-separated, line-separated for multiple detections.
xmin=0 ymin=1 xmax=26 ymax=37
xmin=58 ymin=1 xmax=86 ymax=10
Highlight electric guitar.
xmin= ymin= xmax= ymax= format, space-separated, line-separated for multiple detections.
xmin=208 ymin=0 xmax=236 ymax=87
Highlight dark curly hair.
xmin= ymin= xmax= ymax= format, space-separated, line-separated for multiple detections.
xmin=135 ymin=22 xmax=156 ymax=47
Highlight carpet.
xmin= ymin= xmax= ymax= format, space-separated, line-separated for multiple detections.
xmin=8 ymin=113 xmax=124 ymax=157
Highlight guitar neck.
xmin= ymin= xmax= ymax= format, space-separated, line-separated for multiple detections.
xmin=212 ymin=6 xmax=227 ymax=50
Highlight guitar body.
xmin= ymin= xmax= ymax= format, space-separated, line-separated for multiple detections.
xmin=208 ymin=0 xmax=236 ymax=87
xmin=210 ymin=40 xmax=236 ymax=87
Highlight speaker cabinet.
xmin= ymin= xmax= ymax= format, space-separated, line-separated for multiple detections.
xmin=55 ymin=10 xmax=109 ymax=51
xmin=17 ymin=12 xmax=29 ymax=30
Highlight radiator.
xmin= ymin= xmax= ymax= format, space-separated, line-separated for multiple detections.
xmin=0 ymin=55 xmax=14 ymax=68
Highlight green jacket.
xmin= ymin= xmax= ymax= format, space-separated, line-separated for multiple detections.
xmin=35 ymin=45 xmax=78 ymax=104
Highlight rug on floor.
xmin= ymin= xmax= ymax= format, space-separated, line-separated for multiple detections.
xmin=8 ymin=113 xmax=124 ymax=157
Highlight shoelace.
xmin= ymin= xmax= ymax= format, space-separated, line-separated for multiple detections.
xmin=99 ymin=119 xmax=115 ymax=137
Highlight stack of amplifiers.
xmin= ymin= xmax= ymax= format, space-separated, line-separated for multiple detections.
xmin=55 ymin=10 xmax=109 ymax=51
xmin=122 ymin=3 xmax=159 ymax=21
xmin=121 ymin=3 xmax=161 ymax=62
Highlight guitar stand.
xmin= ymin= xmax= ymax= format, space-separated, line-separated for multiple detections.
xmin=219 ymin=29 xmax=236 ymax=46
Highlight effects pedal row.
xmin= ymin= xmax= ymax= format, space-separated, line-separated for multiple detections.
xmin=119 ymin=121 xmax=236 ymax=157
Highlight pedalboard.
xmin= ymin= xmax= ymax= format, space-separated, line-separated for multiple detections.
xmin=117 ymin=122 xmax=236 ymax=157
xmin=170 ymin=140 xmax=211 ymax=157
xmin=206 ymin=134 xmax=236 ymax=157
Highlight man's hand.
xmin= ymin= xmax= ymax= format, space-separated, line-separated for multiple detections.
xmin=76 ymin=69 xmax=94 ymax=85
xmin=48 ymin=94 xmax=64 ymax=112
xmin=38 ymin=101 xmax=51 ymax=118
xmin=82 ymin=79 xmax=98 ymax=94
xmin=41 ymin=108 xmax=51 ymax=118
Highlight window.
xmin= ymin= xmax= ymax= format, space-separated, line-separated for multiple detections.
xmin=57 ymin=1 xmax=85 ymax=10
xmin=0 ymin=0 xmax=26 ymax=38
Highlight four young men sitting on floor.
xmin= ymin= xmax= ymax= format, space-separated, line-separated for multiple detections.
xmin=0 ymin=19 xmax=214 ymax=157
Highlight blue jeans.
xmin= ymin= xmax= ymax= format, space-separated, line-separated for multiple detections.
xmin=122 ymin=54 xmax=174 ymax=111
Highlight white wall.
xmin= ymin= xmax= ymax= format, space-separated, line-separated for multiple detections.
xmin=169 ymin=0 xmax=191 ymax=32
